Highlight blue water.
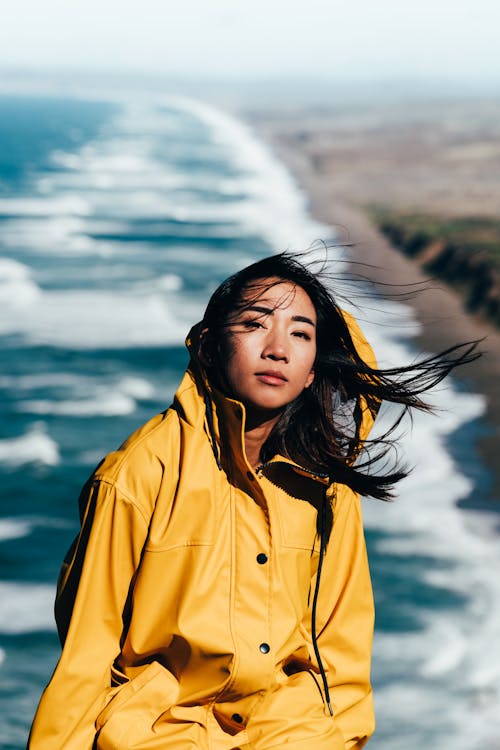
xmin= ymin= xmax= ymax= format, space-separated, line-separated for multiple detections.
xmin=0 ymin=90 xmax=498 ymax=750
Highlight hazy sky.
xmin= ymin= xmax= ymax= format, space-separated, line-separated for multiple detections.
xmin=2 ymin=0 xmax=499 ymax=83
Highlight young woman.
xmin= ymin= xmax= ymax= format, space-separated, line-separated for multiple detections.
xmin=28 ymin=253 xmax=477 ymax=750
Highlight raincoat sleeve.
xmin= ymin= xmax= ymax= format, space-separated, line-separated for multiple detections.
xmin=28 ymin=477 xmax=151 ymax=750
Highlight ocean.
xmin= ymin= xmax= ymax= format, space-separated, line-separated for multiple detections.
xmin=0 ymin=88 xmax=498 ymax=749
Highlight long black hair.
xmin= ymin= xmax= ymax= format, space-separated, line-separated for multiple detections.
xmin=199 ymin=252 xmax=479 ymax=502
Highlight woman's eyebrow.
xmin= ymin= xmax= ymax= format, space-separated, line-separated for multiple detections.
xmin=245 ymin=305 xmax=274 ymax=316
xmin=293 ymin=315 xmax=316 ymax=327
xmin=246 ymin=305 xmax=316 ymax=327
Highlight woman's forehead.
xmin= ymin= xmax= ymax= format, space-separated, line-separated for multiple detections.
xmin=238 ymin=277 xmax=315 ymax=313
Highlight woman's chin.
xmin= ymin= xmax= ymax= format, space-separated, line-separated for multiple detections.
xmin=243 ymin=403 xmax=285 ymax=427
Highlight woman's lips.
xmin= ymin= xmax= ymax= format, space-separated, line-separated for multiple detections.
xmin=255 ymin=371 xmax=288 ymax=385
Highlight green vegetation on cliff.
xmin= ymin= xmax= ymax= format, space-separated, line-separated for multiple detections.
xmin=369 ymin=208 xmax=500 ymax=327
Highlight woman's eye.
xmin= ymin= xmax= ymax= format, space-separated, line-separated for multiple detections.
xmin=241 ymin=319 xmax=263 ymax=329
xmin=293 ymin=331 xmax=311 ymax=340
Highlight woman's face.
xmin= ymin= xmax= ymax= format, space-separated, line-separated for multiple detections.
xmin=223 ymin=279 xmax=317 ymax=418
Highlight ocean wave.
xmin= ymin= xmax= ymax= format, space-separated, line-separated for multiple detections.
xmin=1 ymin=214 xmax=101 ymax=256
xmin=0 ymin=287 xmax=189 ymax=348
xmin=46 ymin=137 xmax=192 ymax=200
xmin=0 ymin=582 xmax=56 ymax=633
xmin=0 ymin=372 xmax=89 ymax=390
xmin=3 ymin=372 xmax=157 ymax=424
xmin=0 ymin=194 xmax=91 ymax=217
xmin=0 ymin=423 xmax=60 ymax=467
xmin=0 ymin=516 xmax=72 ymax=542
xmin=49 ymin=167 xmax=189 ymax=193
xmin=17 ymin=394 xmax=136 ymax=417
xmin=0 ymin=95 xmax=332 ymax=264
xmin=175 ymin=96 xmax=330 ymax=253
xmin=419 ymin=618 xmax=468 ymax=676
xmin=119 ymin=376 xmax=156 ymax=400
xmin=12 ymin=376 xmax=155 ymax=416
xmin=0 ymin=257 xmax=41 ymax=307
xmin=0 ymin=518 xmax=33 ymax=542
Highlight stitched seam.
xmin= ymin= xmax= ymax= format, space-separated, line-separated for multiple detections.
xmin=93 ymin=478 xmax=151 ymax=527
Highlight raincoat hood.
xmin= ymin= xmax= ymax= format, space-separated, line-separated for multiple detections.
xmin=183 ymin=320 xmax=334 ymax=486
xmin=183 ymin=309 xmax=379 ymax=482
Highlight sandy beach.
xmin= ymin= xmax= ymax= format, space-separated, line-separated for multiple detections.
xmin=243 ymin=98 xmax=500 ymax=502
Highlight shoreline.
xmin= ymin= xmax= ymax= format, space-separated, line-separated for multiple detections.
xmin=244 ymin=109 xmax=500 ymax=504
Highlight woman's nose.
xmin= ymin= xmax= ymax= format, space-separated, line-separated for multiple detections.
xmin=261 ymin=332 xmax=289 ymax=362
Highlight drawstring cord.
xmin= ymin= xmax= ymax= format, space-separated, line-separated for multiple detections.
xmin=311 ymin=494 xmax=334 ymax=716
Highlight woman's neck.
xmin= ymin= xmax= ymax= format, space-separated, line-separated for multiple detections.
xmin=244 ymin=410 xmax=281 ymax=469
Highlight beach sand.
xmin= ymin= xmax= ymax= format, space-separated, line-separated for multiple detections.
xmin=242 ymin=98 xmax=500 ymax=503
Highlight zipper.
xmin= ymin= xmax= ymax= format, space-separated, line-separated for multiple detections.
xmin=256 ymin=460 xmax=328 ymax=483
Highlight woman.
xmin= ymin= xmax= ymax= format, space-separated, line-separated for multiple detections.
xmin=28 ymin=253 xmax=477 ymax=750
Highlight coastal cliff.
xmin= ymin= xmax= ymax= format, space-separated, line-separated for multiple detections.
xmin=371 ymin=211 xmax=500 ymax=327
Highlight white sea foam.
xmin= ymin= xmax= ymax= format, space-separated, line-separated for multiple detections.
xmin=0 ymin=424 xmax=60 ymax=467
xmin=134 ymin=274 xmax=183 ymax=293
xmin=3 ymin=372 xmax=156 ymax=420
xmin=0 ymin=582 xmax=56 ymax=633
xmin=0 ymin=194 xmax=91 ymax=217
xmin=0 ymin=288 xmax=188 ymax=348
xmin=0 ymin=372 xmax=89 ymax=390
xmin=174 ymin=96 xmax=331 ymax=253
xmin=17 ymin=394 xmax=136 ymax=417
xmin=119 ymin=376 xmax=155 ymax=400
xmin=1 ymin=215 xmax=103 ymax=256
xmin=53 ymin=145 xmax=156 ymax=176
xmin=46 ymin=134 xmax=189 ymax=204
xmin=419 ymin=619 xmax=468 ymax=676
xmin=0 ymin=258 xmax=41 ymax=307
xmin=0 ymin=518 xmax=33 ymax=542
xmin=12 ymin=375 xmax=155 ymax=416
xmin=0 ymin=516 xmax=71 ymax=542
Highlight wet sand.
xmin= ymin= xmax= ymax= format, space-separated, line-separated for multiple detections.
xmin=243 ymin=99 xmax=500 ymax=503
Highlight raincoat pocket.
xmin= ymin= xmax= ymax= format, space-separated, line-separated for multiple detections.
xmin=274 ymin=493 xmax=319 ymax=551
xmin=246 ymin=670 xmax=344 ymax=750
xmin=95 ymin=661 xmax=180 ymax=750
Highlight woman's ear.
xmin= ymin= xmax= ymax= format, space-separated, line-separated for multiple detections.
xmin=305 ymin=369 xmax=315 ymax=389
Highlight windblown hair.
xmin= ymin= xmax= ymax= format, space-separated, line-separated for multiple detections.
xmin=199 ymin=252 xmax=479 ymax=502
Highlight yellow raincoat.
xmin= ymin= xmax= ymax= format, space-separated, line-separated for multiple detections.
xmin=29 ymin=313 xmax=377 ymax=750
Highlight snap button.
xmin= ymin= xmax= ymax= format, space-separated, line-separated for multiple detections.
xmin=232 ymin=713 xmax=244 ymax=724
xmin=259 ymin=642 xmax=270 ymax=654
xmin=256 ymin=553 xmax=268 ymax=564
